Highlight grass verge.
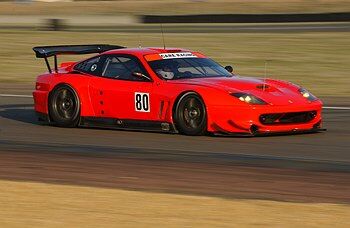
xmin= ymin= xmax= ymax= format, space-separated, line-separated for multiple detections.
xmin=0 ymin=180 xmax=349 ymax=227
xmin=0 ymin=0 xmax=349 ymax=15
xmin=0 ymin=30 xmax=349 ymax=96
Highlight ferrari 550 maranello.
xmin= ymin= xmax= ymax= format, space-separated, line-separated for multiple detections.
xmin=32 ymin=44 xmax=324 ymax=136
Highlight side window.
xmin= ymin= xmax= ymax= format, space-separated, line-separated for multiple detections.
xmin=74 ymin=56 xmax=102 ymax=76
xmin=101 ymin=55 xmax=149 ymax=81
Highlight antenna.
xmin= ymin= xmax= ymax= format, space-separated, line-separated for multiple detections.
xmin=160 ymin=23 xmax=166 ymax=49
xmin=138 ymin=35 xmax=142 ymax=49
xmin=263 ymin=60 xmax=271 ymax=92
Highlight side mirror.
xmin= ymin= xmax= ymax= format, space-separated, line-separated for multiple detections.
xmin=132 ymin=72 xmax=152 ymax=81
xmin=225 ymin=65 xmax=234 ymax=73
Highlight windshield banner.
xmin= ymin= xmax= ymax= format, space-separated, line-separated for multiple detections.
xmin=159 ymin=52 xmax=197 ymax=59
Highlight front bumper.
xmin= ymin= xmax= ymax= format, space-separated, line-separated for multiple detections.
xmin=207 ymin=101 xmax=323 ymax=135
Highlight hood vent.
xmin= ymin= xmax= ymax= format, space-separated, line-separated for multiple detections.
xmin=256 ymin=84 xmax=278 ymax=92
xmin=256 ymin=84 xmax=270 ymax=90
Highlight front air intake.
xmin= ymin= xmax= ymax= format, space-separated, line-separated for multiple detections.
xmin=260 ymin=111 xmax=317 ymax=125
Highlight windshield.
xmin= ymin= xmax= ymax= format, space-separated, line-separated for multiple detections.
xmin=148 ymin=58 xmax=232 ymax=80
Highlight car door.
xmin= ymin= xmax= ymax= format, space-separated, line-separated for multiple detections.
xmin=88 ymin=54 xmax=157 ymax=121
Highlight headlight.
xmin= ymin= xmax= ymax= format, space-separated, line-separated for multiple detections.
xmin=299 ymin=88 xmax=318 ymax=101
xmin=231 ymin=93 xmax=267 ymax=105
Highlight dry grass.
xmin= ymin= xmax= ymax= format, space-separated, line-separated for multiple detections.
xmin=0 ymin=30 xmax=349 ymax=96
xmin=0 ymin=0 xmax=349 ymax=16
xmin=0 ymin=180 xmax=349 ymax=227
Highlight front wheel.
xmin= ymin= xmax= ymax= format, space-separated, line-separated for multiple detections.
xmin=174 ymin=93 xmax=207 ymax=136
xmin=48 ymin=85 xmax=80 ymax=127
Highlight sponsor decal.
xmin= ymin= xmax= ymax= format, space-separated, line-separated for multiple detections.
xmin=91 ymin=64 xmax=97 ymax=71
xmin=159 ymin=52 xmax=197 ymax=59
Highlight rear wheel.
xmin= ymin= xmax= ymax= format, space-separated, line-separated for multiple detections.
xmin=174 ymin=93 xmax=207 ymax=136
xmin=49 ymin=85 xmax=80 ymax=127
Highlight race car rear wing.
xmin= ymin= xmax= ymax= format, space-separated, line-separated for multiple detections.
xmin=33 ymin=44 xmax=125 ymax=73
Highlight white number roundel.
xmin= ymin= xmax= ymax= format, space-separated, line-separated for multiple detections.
xmin=135 ymin=92 xmax=150 ymax=112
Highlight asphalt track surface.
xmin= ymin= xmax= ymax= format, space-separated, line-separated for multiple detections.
xmin=1 ymin=87 xmax=350 ymax=204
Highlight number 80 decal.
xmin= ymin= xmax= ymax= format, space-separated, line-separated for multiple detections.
xmin=135 ymin=92 xmax=150 ymax=112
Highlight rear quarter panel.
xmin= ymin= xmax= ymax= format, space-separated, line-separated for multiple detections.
xmin=33 ymin=73 xmax=95 ymax=117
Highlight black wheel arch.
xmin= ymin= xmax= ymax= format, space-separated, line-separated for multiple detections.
xmin=172 ymin=91 xmax=205 ymax=118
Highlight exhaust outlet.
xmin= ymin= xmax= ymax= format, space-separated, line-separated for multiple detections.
xmin=250 ymin=125 xmax=259 ymax=135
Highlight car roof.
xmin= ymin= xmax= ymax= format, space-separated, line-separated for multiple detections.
xmin=103 ymin=47 xmax=194 ymax=55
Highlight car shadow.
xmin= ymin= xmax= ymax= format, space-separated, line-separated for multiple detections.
xmin=211 ymin=130 xmax=323 ymax=138
xmin=0 ymin=104 xmax=39 ymax=125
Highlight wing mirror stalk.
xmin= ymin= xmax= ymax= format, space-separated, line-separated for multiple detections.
xmin=132 ymin=72 xmax=152 ymax=81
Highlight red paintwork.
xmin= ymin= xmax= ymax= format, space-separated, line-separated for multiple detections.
xmin=33 ymin=47 xmax=323 ymax=134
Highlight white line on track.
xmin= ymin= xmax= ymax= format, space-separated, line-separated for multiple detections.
xmin=323 ymin=106 xmax=350 ymax=110
xmin=1 ymin=94 xmax=350 ymax=110
xmin=0 ymin=94 xmax=33 ymax=98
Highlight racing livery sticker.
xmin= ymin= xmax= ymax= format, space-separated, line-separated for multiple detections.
xmin=135 ymin=92 xmax=150 ymax=112
xmin=90 ymin=64 xmax=97 ymax=71
xmin=159 ymin=52 xmax=197 ymax=59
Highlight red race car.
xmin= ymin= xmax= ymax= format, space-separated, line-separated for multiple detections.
xmin=32 ymin=44 xmax=324 ymax=136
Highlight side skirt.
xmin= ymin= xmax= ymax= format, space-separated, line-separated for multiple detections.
xmin=80 ymin=117 xmax=177 ymax=133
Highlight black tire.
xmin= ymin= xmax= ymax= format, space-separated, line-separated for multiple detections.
xmin=174 ymin=93 xmax=207 ymax=136
xmin=48 ymin=85 xmax=80 ymax=127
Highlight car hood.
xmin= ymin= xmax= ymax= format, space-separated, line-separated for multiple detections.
xmin=169 ymin=76 xmax=311 ymax=106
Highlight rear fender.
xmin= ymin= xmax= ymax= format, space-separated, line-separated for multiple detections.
xmin=49 ymin=74 xmax=96 ymax=117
